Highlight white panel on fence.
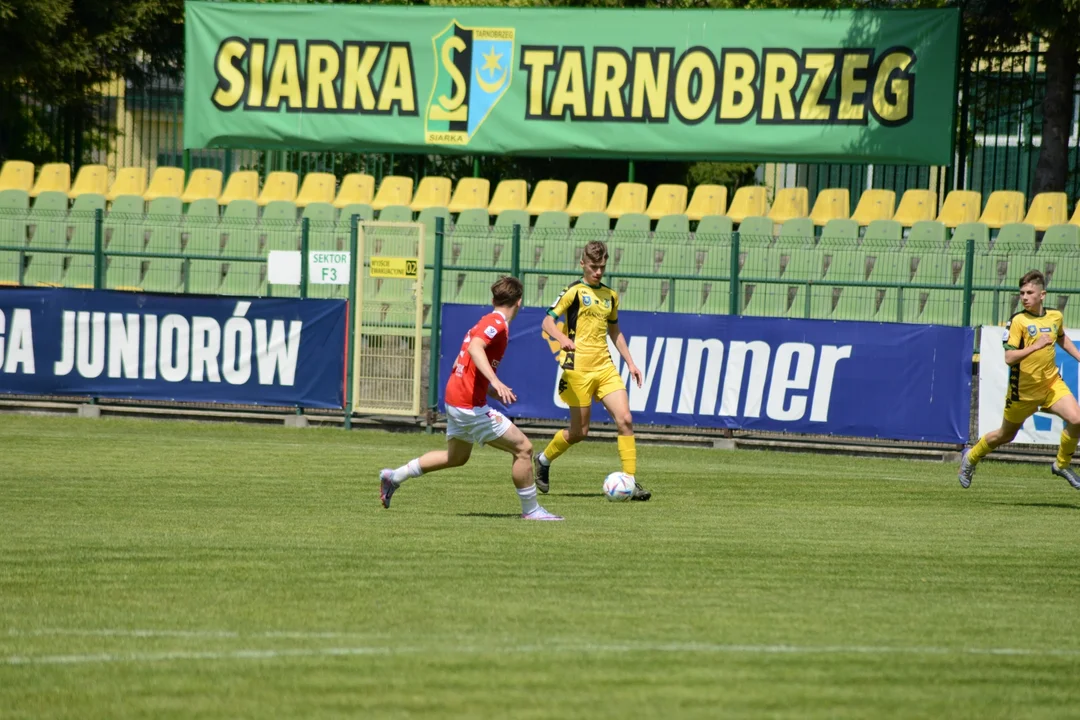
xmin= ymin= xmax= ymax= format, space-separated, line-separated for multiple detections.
xmin=267 ymin=251 xmax=301 ymax=285
xmin=978 ymin=325 xmax=1080 ymax=445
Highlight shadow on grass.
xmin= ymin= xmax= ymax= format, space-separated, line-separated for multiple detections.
xmin=995 ymin=501 xmax=1080 ymax=511
xmin=556 ymin=492 xmax=604 ymax=498
xmin=458 ymin=512 xmax=520 ymax=519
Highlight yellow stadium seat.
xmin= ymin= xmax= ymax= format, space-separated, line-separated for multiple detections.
xmin=0 ymin=160 xmax=34 ymax=192
xmin=371 ymin=175 xmax=414 ymax=211
xmin=850 ymin=189 xmax=895 ymax=226
xmin=645 ymin=184 xmax=688 ymax=220
xmin=686 ymin=184 xmax=727 ymax=221
xmin=217 ymin=170 xmax=259 ymax=205
xmin=605 ymin=182 xmax=648 ymax=219
xmin=334 ymin=173 xmax=375 ymax=208
xmin=257 ymin=171 xmax=298 ymax=206
xmin=937 ymin=190 xmax=981 ymax=228
xmin=978 ymin=190 xmax=1025 ymax=229
xmin=106 ymin=167 xmax=148 ymax=202
xmin=525 ymin=180 xmax=568 ymax=215
xmin=487 ymin=179 xmax=528 ymax=216
xmin=295 ymin=172 xmax=336 ymax=207
xmin=767 ymin=187 xmax=808 ymax=224
xmin=30 ymin=163 xmax=71 ymax=197
xmin=144 ymin=167 xmax=186 ymax=201
xmin=566 ymin=181 xmax=609 ymax=217
xmin=1022 ymin=192 xmax=1068 ymax=232
xmin=892 ymin=189 xmax=937 ymax=226
xmin=809 ymin=188 xmax=850 ymax=226
xmin=448 ymin=177 xmax=490 ymax=213
xmin=69 ymin=164 xmax=108 ymax=199
xmin=410 ymin=176 xmax=452 ymax=211
xmin=727 ymin=186 xmax=768 ymax=224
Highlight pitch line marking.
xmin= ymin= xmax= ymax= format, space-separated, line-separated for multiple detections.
xmin=6 ymin=638 xmax=1080 ymax=667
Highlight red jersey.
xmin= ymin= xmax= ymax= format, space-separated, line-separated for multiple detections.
xmin=445 ymin=311 xmax=510 ymax=408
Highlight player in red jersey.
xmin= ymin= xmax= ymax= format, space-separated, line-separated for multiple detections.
xmin=379 ymin=276 xmax=562 ymax=520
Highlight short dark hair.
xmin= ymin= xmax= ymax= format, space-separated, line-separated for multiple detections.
xmin=1019 ymin=270 xmax=1046 ymax=290
xmin=583 ymin=240 xmax=608 ymax=264
xmin=491 ymin=276 xmax=523 ymax=306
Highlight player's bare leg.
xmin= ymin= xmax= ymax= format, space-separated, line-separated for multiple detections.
xmin=601 ymin=389 xmax=650 ymax=501
xmin=535 ymin=405 xmax=591 ymax=493
xmin=380 ymin=439 xmax=473 ymax=508
xmin=1047 ymin=394 xmax=1080 ymax=489
xmin=960 ymin=419 xmax=1023 ymax=488
xmin=489 ymin=425 xmax=562 ymax=520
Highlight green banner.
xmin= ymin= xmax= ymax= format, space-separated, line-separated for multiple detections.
xmin=184 ymin=3 xmax=960 ymax=165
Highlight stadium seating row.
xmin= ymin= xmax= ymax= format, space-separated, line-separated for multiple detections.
xmin=4 ymin=160 xmax=1080 ymax=231
xmin=1 ymin=201 xmax=1077 ymax=329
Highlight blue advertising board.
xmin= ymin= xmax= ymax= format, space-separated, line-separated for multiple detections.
xmin=0 ymin=288 xmax=346 ymax=408
xmin=440 ymin=305 xmax=973 ymax=444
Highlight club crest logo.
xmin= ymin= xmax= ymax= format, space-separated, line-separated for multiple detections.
xmin=582 ymin=295 xmax=592 ymax=307
xmin=425 ymin=21 xmax=515 ymax=146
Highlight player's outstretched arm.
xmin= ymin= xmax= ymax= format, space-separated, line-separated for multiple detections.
xmin=1058 ymin=333 xmax=1080 ymax=362
xmin=607 ymin=322 xmax=643 ymax=388
xmin=542 ymin=313 xmax=575 ymax=351
xmin=467 ymin=337 xmax=516 ymax=405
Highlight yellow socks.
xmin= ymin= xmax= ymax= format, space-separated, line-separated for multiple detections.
xmin=617 ymin=435 xmax=637 ymax=476
xmin=541 ymin=430 xmax=572 ymax=464
xmin=967 ymin=436 xmax=992 ymax=465
xmin=1057 ymin=431 xmax=1079 ymax=468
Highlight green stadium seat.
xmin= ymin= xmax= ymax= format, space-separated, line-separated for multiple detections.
xmin=451 ymin=213 xmax=493 ymax=268
xmin=818 ymin=218 xmax=859 ymax=247
xmin=776 ymin=218 xmax=814 ymax=247
xmin=573 ymin=211 xmax=610 ymax=238
xmin=739 ymin=246 xmax=778 ymax=282
xmin=743 ymin=282 xmax=793 ymax=317
xmin=616 ymin=277 xmax=665 ymax=312
xmin=0 ymin=189 xmax=29 ymax=284
xmin=736 ymin=216 xmax=774 ymax=247
xmin=104 ymin=196 xmax=147 ymax=290
xmin=378 ymin=205 xmax=413 ymax=223
xmin=183 ymin=198 xmax=225 ymax=294
xmin=780 ymin=247 xmax=824 ymax=282
xmin=695 ymin=215 xmax=733 ymax=241
xmin=142 ymin=198 xmax=183 ymax=293
xmin=992 ymin=223 xmax=1037 ymax=255
xmin=1039 ymin=224 xmax=1080 ymax=253
xmin=418 ymin=207 xmax=453 ymax=263
xmin=654 ymin=214 xmax=689 ymax=240
xmin=699 ymin=241 xmax=731 ymax=280
xmin=862 ymin=219 xmax=903 ymax=248
xmin=906 ymin=221 xmax=947 ymax=249
xmin=659 ymin=245 xmax=698 ymax=278
xmin=24 ymin=191 xmax=69 ymax=286
xmin=610 ymin=213 xmax=650 ymax=275
xmin=534 ymin=211 xmax=570 ymax=232
xmin=950 ymin=222 xmax=990 ymax=253
xmin=338 ymin=203 xmax=375 ymax=227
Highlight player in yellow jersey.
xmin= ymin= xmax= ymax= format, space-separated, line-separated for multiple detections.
xmin=533 ymin=240 xmax=651 ymax=501
xmin=959 ymin=270 xmax=1080 ymax=489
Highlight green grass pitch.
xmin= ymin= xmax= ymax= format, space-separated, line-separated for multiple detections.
xmin=3 ymin=415 xmax=1080 ymax=718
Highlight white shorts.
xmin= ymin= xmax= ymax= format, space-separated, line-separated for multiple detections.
xmin=445 ymin=405 xmax=513 ymax=446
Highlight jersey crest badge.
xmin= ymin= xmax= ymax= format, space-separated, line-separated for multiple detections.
xmin=484 ymin=325 xmax=498 ymax=339
xmin=582 ymin=295 xmax=592 ymax=306
xmin=1028 ymin=325 xmax=1037 ymax=336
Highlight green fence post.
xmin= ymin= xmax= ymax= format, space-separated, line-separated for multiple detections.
xmin=93 ymin=208 xmax=104 ymax=290
xmin=344 ymin=214 xmax=359 ymax=431
xmin=473 ymin=157 xmax=480 ymax=178
xmin=300 ymin=217 xmax=310 ymax=299
xmin=628 ymin=160 xmax=636 ymax=183
xmin=223 ymin=149 xmax=233 ymax=183
xmin=668 ymin=278 xmax=676 ymax=313
xmin=962 ymin=237 xmax=975 ymax=327
xmin=729 ymin=231 xmax=741 ymax=316
xmin=511 ymin=224 xmax=521 ymax=279
xmin=426 ymin=216 xmax=445 ymax=434
xmin=182 ymin=149 xmax=192 ymax=182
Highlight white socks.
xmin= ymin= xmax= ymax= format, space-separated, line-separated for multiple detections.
xmin=391 ymin=459 xmax=424 ymax=484
xmin=517 ymin=484 xmax=540 ymax=515
xmin=537 ymin=453 xmax=551 ymax=467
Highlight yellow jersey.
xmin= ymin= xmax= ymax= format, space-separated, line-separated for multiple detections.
xmin=547 ymin=280 xmax=619 ymax=371
xmin=1003 ymin=308 xmax=1065 ymax=402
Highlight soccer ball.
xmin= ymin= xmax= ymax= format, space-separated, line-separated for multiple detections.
xmin=602 ymin=472 xmax=635 ymax=502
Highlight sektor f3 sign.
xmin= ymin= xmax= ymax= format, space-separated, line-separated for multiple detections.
xmin=185 ymin=3 xmax=960 ymax=164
